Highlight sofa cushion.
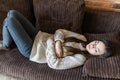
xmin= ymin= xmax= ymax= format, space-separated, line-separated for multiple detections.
xmin=82 ymin=32 xmax=120 ymax=79
xmin=84 ymin=32 xmax=120 ymax=43
xmin=0 ymin=49 xmax=83 ymax=80
xmin=0 ymin=0 xmax=35 ymax=39
xmin=33 ymin=0 xmax=85 ymax=34
xmin=0 ymin=49 xmax=116 ymax=80
xmin=82 ymin=9 xmax=120 ymax=33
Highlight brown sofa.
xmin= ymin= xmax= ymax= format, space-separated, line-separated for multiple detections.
xmin=0 ymin=0 xmax=120 ymax=80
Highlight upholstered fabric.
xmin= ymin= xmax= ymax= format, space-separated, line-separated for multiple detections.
xmin=0 ymin=49 xmax=116 ymax=80
xmin=33 ymin=0 xmax=85 ymax=34
xmin=0 ymin=0 xmax=35 ymax=39
xmin=84 ymin=32 xmax=120 ymax=43
xmin=82 ymin=9 xmax=120 ymax=33
xmin=82 ymin=32 xmax=120 ymax=79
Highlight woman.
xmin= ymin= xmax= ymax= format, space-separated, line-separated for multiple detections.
xmin=0 ymin=10 xmax=112 ymax=70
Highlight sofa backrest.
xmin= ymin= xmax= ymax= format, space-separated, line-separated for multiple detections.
xmin=33 ymin=0 xmax=85 ymax=34
xmin=83 ymin=0 xmax=120 ymax=33
xmin=82 ymin=9 xmax=120 ymax=33
xmin=0 ymin=0 xmax=120 ymax=36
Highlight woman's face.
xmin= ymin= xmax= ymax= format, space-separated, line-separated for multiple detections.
xmin=86 ymin=40 xmax=106 ymax=55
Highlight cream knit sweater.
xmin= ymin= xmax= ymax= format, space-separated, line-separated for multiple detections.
xmin=30 ymin=29 xmax=87 ymax=70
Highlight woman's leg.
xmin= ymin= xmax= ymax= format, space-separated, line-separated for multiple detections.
xmin=2 ymin=20 xmax=12 ymax=48
xmin=2 ymin=16 xmax=33 ymax=58
xmin=7 ymin=10 xmax=37 ymax=40
xmin=2 ymin=10 xmax=36 ymax=49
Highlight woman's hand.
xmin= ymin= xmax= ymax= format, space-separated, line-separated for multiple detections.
xmin=48 ymin=35 xmax=54 ymax=40
xmin=55 ymin=41 xmax=63 ymax=58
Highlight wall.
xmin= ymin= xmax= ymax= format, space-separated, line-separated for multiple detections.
xmin=85 ymin=0 xmax=120 ymax=12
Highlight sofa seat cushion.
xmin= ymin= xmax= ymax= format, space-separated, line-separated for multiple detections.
xmin=33 ymin=0 xmax=85 ymax=34
xmin=0 ymin=0 xmax=35 ymax=39
xmin=0 ymin=48 xmax=116 ymax=80
xmin=0 ymin=48 xmax=85 ymax=80
xmin=82 ymin=32 xmax=120 ymax=79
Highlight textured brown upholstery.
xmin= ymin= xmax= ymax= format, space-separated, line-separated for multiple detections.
xmin=33 ymin=0 xmax=85 ymax=34
xmin=84 ymin=32 xmax=120 ymax=43
xmin=83 ymin=53 xmax=120 ymax=79
xmin=0 ymin=0 xmax=35 ymax=39
xmin=83 ymin=32 xmax=120 ymax=79
xmin=82 ymin=9 xmax=120 ymax=33
xmin=0 ymin=49 xmax=116 ymax=80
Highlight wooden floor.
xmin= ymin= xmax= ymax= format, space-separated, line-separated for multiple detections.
xmin=85 ymin=0 xmax=120 ymax=12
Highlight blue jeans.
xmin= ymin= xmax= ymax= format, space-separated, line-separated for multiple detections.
xmin=2 ymin=10 xmax=37 ymax=58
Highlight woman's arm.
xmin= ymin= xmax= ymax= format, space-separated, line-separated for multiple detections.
xmin=48 ymin=35 xmax=63 ymax=58
xmin=55 ymin=41 xmax=63 ymax=58
xmin=54 ymin=29 xmax=87 ymax=58
xmin=54 ymin=29 xmax=87 ymax=43
xmin=46 ymin=39 xmax=86 ymax=70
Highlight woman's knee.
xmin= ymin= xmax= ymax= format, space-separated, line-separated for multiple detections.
xmin=4 ymin=16 xmax=16 ymax=24
xmin=7 ymin=10 xmax=18 ymax=17
xmin=3 ymin=16 xmax=11 ymax=26
xmin=3 ymin=16 xmax=19 ymax=30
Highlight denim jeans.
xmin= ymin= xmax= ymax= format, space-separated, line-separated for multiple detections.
xmin=2 ymin=10 xmax=37 ymax=58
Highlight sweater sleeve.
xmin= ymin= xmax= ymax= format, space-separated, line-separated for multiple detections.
xmin=46 ymin=39 xmax=86 ymax=70
xmin=54 ymin=29 xmax=87 ymax=43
